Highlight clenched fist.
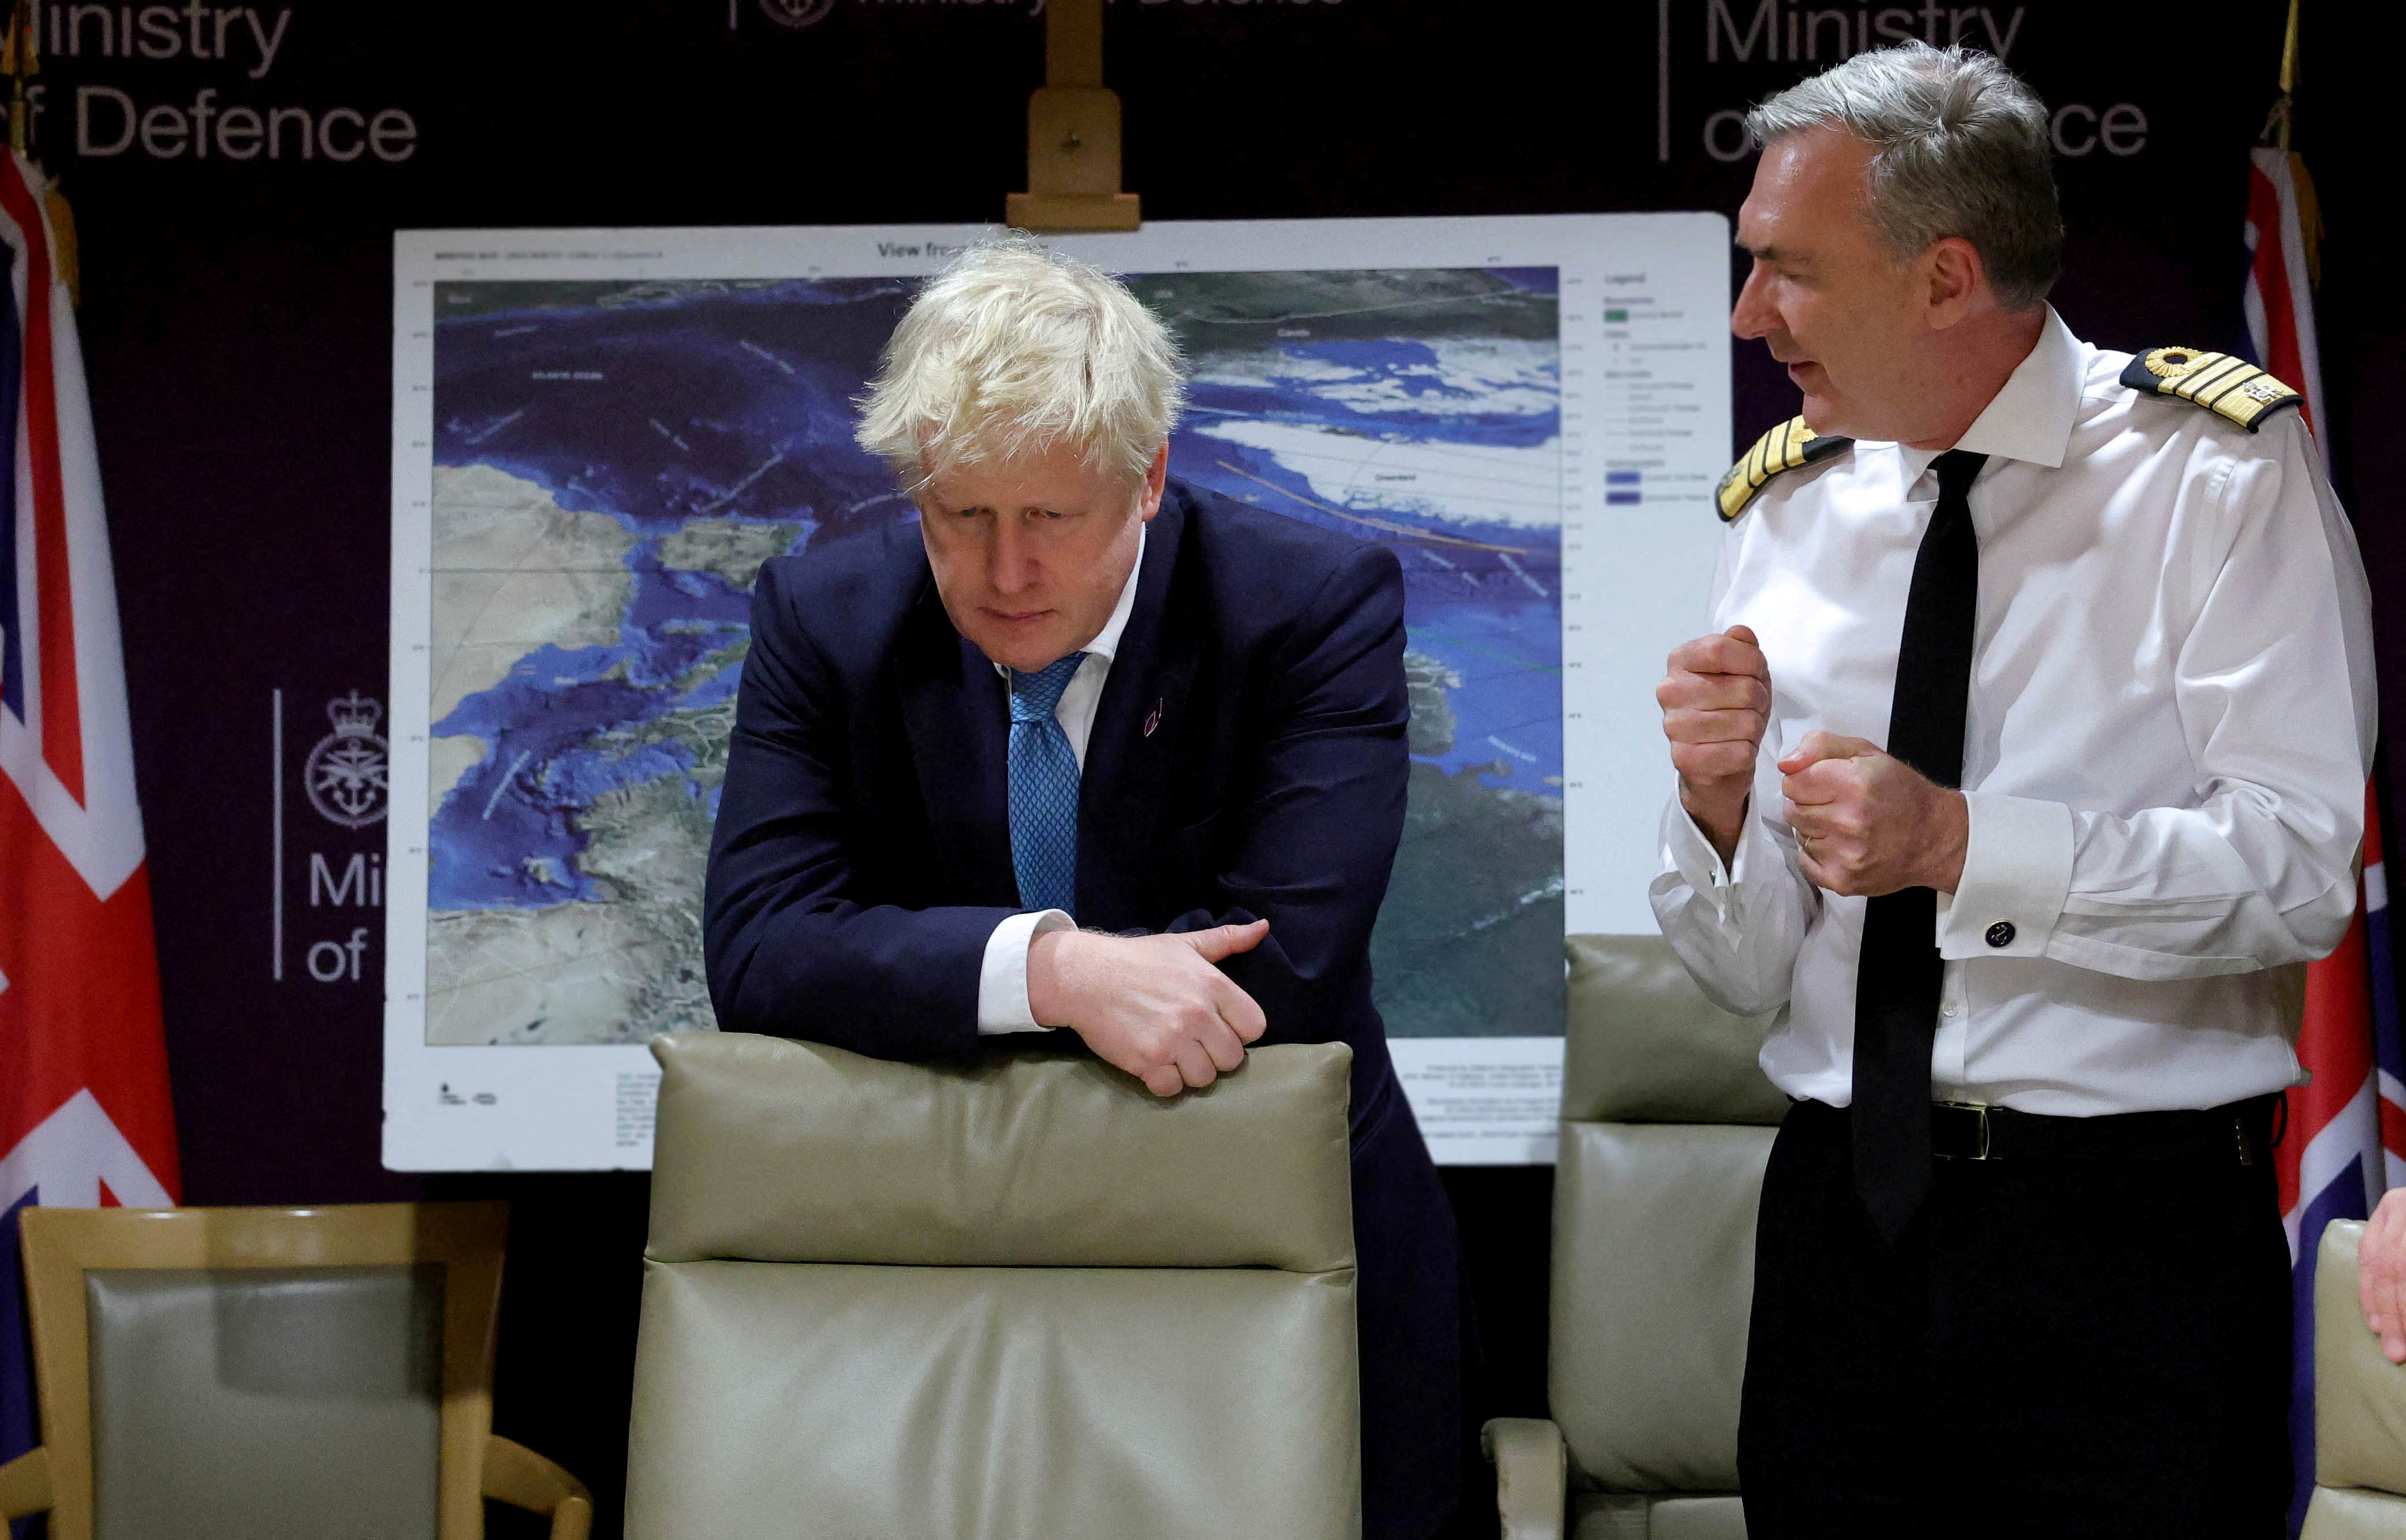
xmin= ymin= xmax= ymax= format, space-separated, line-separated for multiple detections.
xmin=1026 ymin=919 xmax=1272 ymax=1097
xmin=1659 ymin=625 xmax=1772 ymax=862
xmin=1778 ymin=731 xmax=1968 ymax=896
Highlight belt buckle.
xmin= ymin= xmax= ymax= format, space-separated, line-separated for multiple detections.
xmin=1936 ymin=1100 xmax=1992 ymax=1161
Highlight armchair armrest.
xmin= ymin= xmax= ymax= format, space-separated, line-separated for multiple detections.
xmin=0 ymin=1446 xmax=50 ymax=1521
xmin=483 ymin=1433 xmax=594 ymax=1540
xmin=1482 ymin=1416 xmax=1567 ymax=1540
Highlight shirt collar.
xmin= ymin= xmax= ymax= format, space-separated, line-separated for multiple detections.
xmin=991 ymin=522 xmax=1147 ymax=678
xmin=1894 ymin=304 xmax=2083 ymax=480
xmin=1080 ymin=522 xmax=1146 ymax=666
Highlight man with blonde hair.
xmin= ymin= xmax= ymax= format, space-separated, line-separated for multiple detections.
xmin=704 ymin=238 xmax=1467 ymax=1539
xmin=1654 ymin=41 xmax=2373 ymax=1535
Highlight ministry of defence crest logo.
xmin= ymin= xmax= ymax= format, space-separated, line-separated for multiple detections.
xmin=759 ymin=0 xmax=835 ymax=27
xmin=307 ymin=691 xmax=389 ymax=829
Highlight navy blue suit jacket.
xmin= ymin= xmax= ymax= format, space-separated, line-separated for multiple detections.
xmin=702 ymin=479 xmax=1412 ymax=1119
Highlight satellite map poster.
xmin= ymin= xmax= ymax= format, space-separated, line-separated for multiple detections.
xmin=384 ymin=216 xmax=1732 ymax=1171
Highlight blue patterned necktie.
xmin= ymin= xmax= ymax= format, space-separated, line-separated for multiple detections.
xmin=1008 ymin=653 xmax=1087 ymax=916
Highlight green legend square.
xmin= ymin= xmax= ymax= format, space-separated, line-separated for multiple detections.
xmin=1604 ymin=308 xmax=1629 ymax=322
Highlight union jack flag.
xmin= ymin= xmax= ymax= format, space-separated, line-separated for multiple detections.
xmin=0 ymin=147 xmax=180 ymax=1514
xmin=2250 ymin=141 xmax=2404 ymax=1535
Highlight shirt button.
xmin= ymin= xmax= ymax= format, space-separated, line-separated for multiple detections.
xmin=1985 ymin=921 xmax=2017 ymax=949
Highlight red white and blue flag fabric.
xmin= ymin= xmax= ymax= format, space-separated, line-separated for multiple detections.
xmin=2244 ymin=147 xmax=2326 ymax=463
xmin=2250 ymin=141 xmax=2405 ymax=1532
xmin=0 ymin=148 xmax=180 ymax=1506
xmin=2278 ymin=788 xmax=2404 ymax=1262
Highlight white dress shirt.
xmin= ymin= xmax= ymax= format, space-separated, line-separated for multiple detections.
xmin=1650 ymin=308 xmax=2377 ymax=1115
xmin=975 ymin=525 xmax=1147 ymax=1034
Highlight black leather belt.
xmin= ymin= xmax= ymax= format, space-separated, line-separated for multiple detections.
xmin=1924 ymin=1095 xmax=2278 ymax=1166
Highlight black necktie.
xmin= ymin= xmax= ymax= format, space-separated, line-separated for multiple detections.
xmin=1851 ymin=448 xmax=1987 ymax=1243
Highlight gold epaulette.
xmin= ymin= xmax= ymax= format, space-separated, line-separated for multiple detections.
xmin=1715 ymin=415 xmax=1853 ymax=522
xmin=2119 ymin=347 xmax=2303 ymax=432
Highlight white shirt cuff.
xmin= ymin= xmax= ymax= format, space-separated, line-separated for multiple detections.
xmin=1938 ymin=792 xmax=2075 ymax=960
xmin=976 ymin=909 xmax=1075 ymax=1034
xmin=1655 ymin=794 xmax=1770 ymax=924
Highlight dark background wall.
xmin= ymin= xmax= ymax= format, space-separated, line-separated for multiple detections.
xmin=20 ymin=1 xmax=2402 ymax=1533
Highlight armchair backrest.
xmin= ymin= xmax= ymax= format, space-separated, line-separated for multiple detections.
xmin=14 ymin=1202 xmax=511 ymax=1540
xmin=1552 ymin=936 xmax=1781 ymax=1512
xmin=624 ymin=1034 xmax=1361 ymax=1540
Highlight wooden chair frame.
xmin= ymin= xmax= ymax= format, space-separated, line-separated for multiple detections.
xmin=0 ymin=1201 xmax=591 ymax=1540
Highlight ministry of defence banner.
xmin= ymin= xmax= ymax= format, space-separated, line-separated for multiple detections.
xmin=383 ymin=215 xmax=1732 ymax=1170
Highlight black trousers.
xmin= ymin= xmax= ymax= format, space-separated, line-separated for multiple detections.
xmin=1349 ymin=1068 xmax=1468 ymax=1540
xmin=1740 ymin=1098 xmax=2292 ymax=1539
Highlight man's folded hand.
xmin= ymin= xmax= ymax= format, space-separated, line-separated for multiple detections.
xmin=1778 ymin=730 xmax=1969 ymax=897
xmin=1026 ymin=919 xmax=1272 ymax=1096
xmin=2362 ymin=1187 xmax=2406 ymax=1363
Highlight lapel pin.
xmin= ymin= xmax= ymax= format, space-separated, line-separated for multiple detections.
xmin=1143 ymin=700 xmax=1163 ymax=737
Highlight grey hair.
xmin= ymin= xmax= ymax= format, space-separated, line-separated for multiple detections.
xmin=855 ymin=236 xmax=1187 ymax=495
xmin=1746 ymin=41 xmax=2061 ymax=309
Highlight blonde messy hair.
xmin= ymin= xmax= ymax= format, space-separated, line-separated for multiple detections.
xmin=854 ymin=237 xmax=1188 ymax=496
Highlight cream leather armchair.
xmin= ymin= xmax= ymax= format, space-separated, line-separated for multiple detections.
xmin=1486 ymin=935 xmax=1786 ymax=1540
xmin=624 ymin=1033 xmax=1363 ymax=1540
xmin=0 ymin=1202 xmax=589 ymax=1540
xmin=2305 ymin=1218 xmax=2406 ymax=1535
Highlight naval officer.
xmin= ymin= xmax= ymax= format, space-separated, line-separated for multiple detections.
xmin=1652 ymin=42 xmax=2374 ymax=1535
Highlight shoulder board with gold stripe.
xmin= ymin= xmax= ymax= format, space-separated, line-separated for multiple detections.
xmin=2119 ymin=346 xmax=2303 ymax=432
xmin=1716 ymin=416 xmax=1853 ymax=522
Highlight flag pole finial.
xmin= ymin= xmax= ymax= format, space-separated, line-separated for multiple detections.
xmin=2 ymin=0 xmax=39 ymax=156
xmin=2263 ymin=0 xmax=2301 ymax=149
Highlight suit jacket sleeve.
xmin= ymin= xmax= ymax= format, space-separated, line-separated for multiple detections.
xmin=1166 ymin=544 xmax=1411 ymax=1042
xmin=702 ymin=562 xmax=1014 ymax=1059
